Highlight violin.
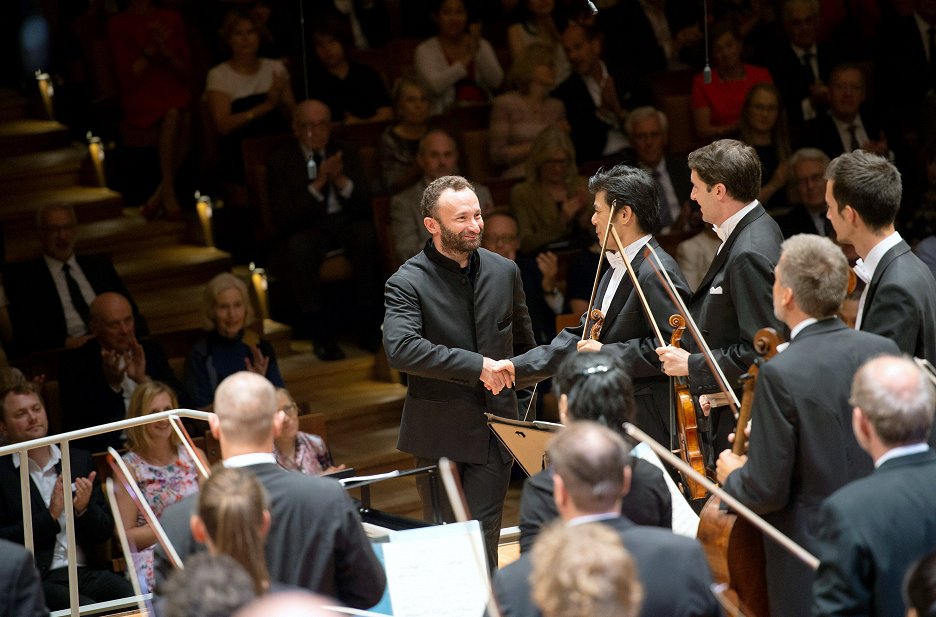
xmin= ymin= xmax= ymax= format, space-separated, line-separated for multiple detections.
xmin=668 ymin=314 xmax=707 ymax=501
xmin=588 ymin=309 xmax=605 ymax=340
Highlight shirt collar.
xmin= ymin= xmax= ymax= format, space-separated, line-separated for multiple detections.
xmin=855 ymin=231 xmax=902 ymax=283
xmin=43 ymin=254 xmax=79 ymax=272
xmin=567 ymin=511 xmax=619 ymax=526
xmin=875 ymin=443 xmax=929 ymax=468
xmin=223 ymin=452 xmax=277 ymax=468
xmin=604 ymin=234 xmax=651 ymax=270
xmin=830 ymin=112 xmax=864 ymax=133
xmin=425 ymin=240 xmax=480 ymax=278
xmin=790 ymin=43 xmax=817 ymax=58
xmin=713 ymin=200 xmax=759 ymax=243
xmin=789 ymin=317 xmax=819 ymax=341
xmin=12 ymin=444 xmax=60 ymax=472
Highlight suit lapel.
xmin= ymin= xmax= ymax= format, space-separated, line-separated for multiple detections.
xmin=600 ymin=246 xmax=650 ymax=336
xmin=864 ymin=240 xmax=910 ymax=312
xmin=693 ymin=204 xmax=765 ymax=298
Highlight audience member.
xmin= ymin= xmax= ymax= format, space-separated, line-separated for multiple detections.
xmin=490 ymin=43 xmax=567 ymax=178
xmin=266 ymin=100 xmax=381 ymax=360
xmin=272 ymin=387 xmax=344 ymax=476
xmin=531 ymin=522 xmax=643 ymax=617
xmin=506 ymin=0 xmax=570 ymax=84
xmin=380 ymin=75 xmax=432 ymax=194
xmin=0 ymin=382 xmax=133 ymax=610
xmin=233 ymin=590 xmax=335 ymax=617
xmin=625 ymin=106 xmax=691 ymax=233
xmin=675 ymin=218 xmax=721 ymax=292
xmin=564 ymin=242 xmax=603 ymax=317
xmin=107 ymin=0 xmax=191 ymax=220
xmin=390 ymin=129 xmax=493 ymax=263
xmin=4 ymin=204 xmax=144 ymax=356
xmin=185 ymin=273 xmax=284 ymax=408
xmin=153 ymin=372 xmax=386 ymax=607
xmin=306 ymin=18 xmax=392 ymax=125
xmin=510 ymin=126 xmax=590 ymax=253
xmin=205 ymin=9 xmax=295 ymax=184
xmin=415 ymin=0 xmax=503 ymax=115
xmin=739 ymin=83 xmax=792 ymax=207
xmin=774 ymin=147 xmax=832 ymax=237
xmin=553 ymin=22 xmax=645 ymax=164
xmin=116 ymin=381 xmax=206 ymax=591
xmin=0 ymin=537 xmax=47 ymax=616
xmin=319 ymin=0 xmax=389 ymax=50
xmin=494 ymin=422 xmax=718 ymax=617
xmin=691 ymin=23 xmax=773 ymax=140
xmin=161 ymin=553 xmax=256 ymax=617
xmin=905 ymin=551 xmax=936 ymax=617
xmin=813 ymin=355 xmax=936 ymax=616
xmin=59 ymin=292 xmax=188 ymax=453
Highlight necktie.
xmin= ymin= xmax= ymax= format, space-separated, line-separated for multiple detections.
xmin=801 ymin=51 xmax=816 ymax=84
xmin=62 ymin=263 xmax=90 ymax=326
xmin=847 ymin=124 xmax=860 ymax=152
xmin=651 ymin=170 xmax=673 ymax=230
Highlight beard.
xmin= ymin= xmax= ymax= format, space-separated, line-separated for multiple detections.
xmin=439 ymin=221 xmax=482 ymax=255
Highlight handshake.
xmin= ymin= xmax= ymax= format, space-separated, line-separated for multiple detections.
xmin=480 ymin=358 xmax=516 ymax=395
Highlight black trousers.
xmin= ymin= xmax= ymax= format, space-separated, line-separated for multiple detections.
xmin=43 ymin=566 xmax=134 ymax=611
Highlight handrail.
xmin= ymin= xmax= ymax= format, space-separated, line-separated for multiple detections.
xmin=2 ymin=408 xmax=212 ymax=617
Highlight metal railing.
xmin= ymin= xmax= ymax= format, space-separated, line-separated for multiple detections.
xmin=0 ymin=408 xmax=212 ymax=617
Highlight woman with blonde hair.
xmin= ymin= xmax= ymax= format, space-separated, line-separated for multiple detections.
xmin=117 ymin=381 xmax=208 ymax=590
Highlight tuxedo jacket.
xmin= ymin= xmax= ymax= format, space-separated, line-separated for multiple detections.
xmin=154 ymin=462 xmax=385 ymax=609
xmin=0 ymin=538 xmax=47 ymax=616
xmin=4 ymin=255 xmax=141 ymax=356
xmin=687 ymin=203 xmax=784 ymax=395
xmin=383 ymin=245 xmax=535 ymax=464
xmin=517 ymin=462 xmax=672 ymax=553
xmin=512 ymin=239 xmax=690 ymax=446
xmin=493 ymin=515 xmax=720 ymax=617
xmin=813 ymin=450 xmax=936 ymax=617
xmin=0 ymin=447 xmax=113 ymax=577
xmin=860 ymin=239 xmax=936 ymax=367
xmin=721 ymin=318 xmax=900 ymax=616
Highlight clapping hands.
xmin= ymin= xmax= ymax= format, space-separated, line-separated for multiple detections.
xmin=480 ymin=358 xmax=515 ymax=395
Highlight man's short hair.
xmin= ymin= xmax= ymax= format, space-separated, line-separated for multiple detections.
xmin=789 ymin=147 xmax=830 ymax=169
xmin=778 ymin=234 xmax=849 ymax=318
xmin=687 ymin=139 xmax=762 ymax=204
xmin=417 ymin=129 xmax=457 ymax=156
xmin=0 ymin=382 xmax=42 ymax=422
xmin=548 ymin=421 xmax=632 ymax=512
xmin=420 ymin=175 xmax=475 ymax=219
xmin=531 ymin=522 xmax=643 ymax=617
xmin=783 ymin=0 xmax=820 ymax=22
xmin=624 ymin=106 xmax=669 ymax=138
xmin=851 ymin=356 xmax=936 ymax=446
xmin=554 ymin=351 xmax=636 ymax=432
xmin=588 ymin=164 xmax=661 ymax=234
xmin=825 ymin=150 xmax=902 ymax=231
xmin=162 ymin=553 xmax=256 ymax=617
xmin=213 ymin=372 xmax=278 ymax=446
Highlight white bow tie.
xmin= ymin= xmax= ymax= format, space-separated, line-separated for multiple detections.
xmin=853 ymin=259 xmax=870 ymax=284
xmin=605 ymin=251 xmax=626 ymax=270
xmin=713 ymin=224 xmax=729 ymax=243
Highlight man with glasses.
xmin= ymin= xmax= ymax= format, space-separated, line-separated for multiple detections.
xmin=775 ymin=148 xmax=833 ymax=238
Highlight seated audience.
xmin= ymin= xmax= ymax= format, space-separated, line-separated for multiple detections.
xmin=738 ymin=83 xmax=791 ymax=207
xmin=774 ymin=147 xmax=832 ymax=238
xmin=691 ymin=23 xmax=772 ymax=140
xmin=675 ymin=221 xmax=721 ymax=293
xmin=0 ymin=537 xmax=47 ymax=616
xmin=185 ymin=273 xmax=284 ymax=408
xmin=117 ymin=381 xmax=207 ymax=590
xmin=161 ymin=553 xmax=256 ymax=617
xmin=509 ymin=126 xmax=590 ymax=254
xmin=205 ymin=9 xmax=295 ymax=184
xmin=108 ymin=0 xmax=191 ymax=219
xmin=490 ymin=43 xmax=567 ymax=179
xmin=531 ymin=523 xmax=643 ymax=617
xmin=905 ymin=551 xmax=936 ymax=617
xmin=306 ymin=17 xmax=392 ymax=124
xmin=4 ymin=203 xmax=144 ymax=356
xmin=380 ymin=75 xmax=432 ymax=194
xmin=153 ymin=372 xmax=386 ymax=608
xmin=272 ymin=387 xmax=344 ymax=475
xmin=0 ymin=382 xmax=133 ymax=610
xmin=59 ymin=292 xmax=189 ymax=453
xmin=415 ymin=0 xmax=503 ymax=115
xmin=506 ymin=0 xmax=570 ymax=84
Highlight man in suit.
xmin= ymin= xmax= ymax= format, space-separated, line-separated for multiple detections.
xmin=383 ymin=175 xmax=535 ymax=569
xmin=716 ymin=234 xmax=900 ymax=617
xmin=626 ymin=107 xmax=691 ymax=234
xmin=58 ymin=292 xmax=189 ymax=452
xmin=4 ymin=203 xmax=144 ymax=356
xmin=0 ymin=537 xmax=47 ymax=617
xmin=266 ymin=99 xmax=380 ymax=360
xmin=825 ymin=149 xmax=936 ymax=366
xmin=0 ymin=383 xmax=133 ymax=610
xmin=553 ymin=23 xmax=648 ymax=164
xmin=494 ymin=422 xmax=719 ymax=617
xmin=813 ymin=355 xmax=936 ymax=616
xmin=656 ymin=139 xmax=784 ymax=457
xmin=774 ymin=148 xmax=832 ymax=238
xmin=506 ymin=164 xmax=690 ymax=448
xmin=154 ymin=371 xmax=385 ymax=607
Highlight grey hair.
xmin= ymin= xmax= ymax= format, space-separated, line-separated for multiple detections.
xmin=778 ymin=234 xmax=849 ymax=318
xmin=548 ymin=421 xmax=631 ymax=512
xmin=789 ymin=147 xmax=830 ymax=169
xmin=851 ymin=356 xmax=936 ymax=446
xmin=624 ymin=106 xmax=669 ymax=138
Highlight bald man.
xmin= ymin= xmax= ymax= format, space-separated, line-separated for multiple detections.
xmin=58 ymin=292 xmax=189 ymax=451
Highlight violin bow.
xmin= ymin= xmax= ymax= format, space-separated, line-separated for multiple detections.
xmin=168 ymin=413 xmax=210 ymax=479
xmin=581 ymin=199 xmax=619 ymax=342
xmin=608 ymin=227 xmax=666 ymax=347
xmin=624 ymin=423 xmax=819 ymax=570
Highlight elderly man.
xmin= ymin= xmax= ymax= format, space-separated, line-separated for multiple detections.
xmin=383 ymin=175 xmax=535 ymax=569
xmin=154 ymin=372 xmax=385 ymax=607
xmin=813 ymin=355 xmax=936 ymax=616
xmin=0 ymin=382 xmax=133 ymax=610
xmin=775 ymin=147 xmax=832 ymax=238
xmin=4 ymin=203 xmax=144 ymax=356
xmin=266 ymin=99 xmax=381 ymax=360
xmin=58 ymin=292 xmax=187 ymax=452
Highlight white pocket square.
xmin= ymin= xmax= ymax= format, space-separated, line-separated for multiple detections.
xmin=709 ymin=286 xmax=723 ymax=295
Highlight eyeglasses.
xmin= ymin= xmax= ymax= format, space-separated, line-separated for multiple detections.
xmin=796 ymin=173 xmax=825 ymax=187
xmin=278 ymin=403 xmax=299 ymax=417
xmin=485 ymin=233 xmax=517 ymax=245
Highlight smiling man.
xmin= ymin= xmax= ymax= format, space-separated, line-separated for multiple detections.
xmin=382 ymin=175 xmax=535 ymax=570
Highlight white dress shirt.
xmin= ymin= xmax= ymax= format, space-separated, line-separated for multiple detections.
xmin=599 ymin=234 xmax=652 ymax=318
xmin=713 ymin=201 xmax=759 ymax=254
xmin=854 ymin=231 xmax=903 ymax=330
xmin=43 ymin=254 xmax=95 ymax=337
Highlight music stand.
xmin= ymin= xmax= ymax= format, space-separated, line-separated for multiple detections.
xmin=485 ymin=413 xmax=563 ymax=476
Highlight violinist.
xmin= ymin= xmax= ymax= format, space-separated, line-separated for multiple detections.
xmin=715 ymin=234 xmax=898 ymax=617
xmin=656 ymin=138 xmax=784 ymax=458
xmin=505 ymin=164 xmax=691 ymax=448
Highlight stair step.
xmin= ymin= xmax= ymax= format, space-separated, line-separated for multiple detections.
xmin=1 ymin=186 xmax=124 ymax=232
xmin=280 ymin=353 xmax=378 ymax=389
xmin=331 ymin=425 xmax=408 ymax=472
xmin=0 ymin=119 xmax=70 ymax=155
xmin=0 ymin=90 xmax=28 ymax=122
xmin=116 ymin=245 xmax=233 ymax=292
xmin=0 ymin=145 xmax=86 ymax=192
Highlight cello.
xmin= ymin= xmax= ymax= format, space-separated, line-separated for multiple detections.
xmin=668 ymin=314 xmax=708 ymax=501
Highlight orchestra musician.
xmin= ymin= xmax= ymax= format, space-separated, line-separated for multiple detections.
xmin=715 ymin=234 xmax=899 ymax=616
